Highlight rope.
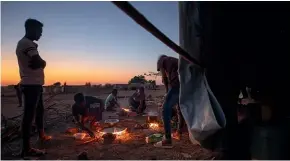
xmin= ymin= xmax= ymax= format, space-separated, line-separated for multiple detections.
xmin=112 ymin=1 xmax=204 ymax=69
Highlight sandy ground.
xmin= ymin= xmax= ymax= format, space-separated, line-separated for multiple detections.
xmin=1 ymin=88 xmax=214 ymax=160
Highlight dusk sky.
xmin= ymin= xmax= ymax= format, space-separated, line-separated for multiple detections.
xmin=1 ymin=1 xmax=179 ymax=85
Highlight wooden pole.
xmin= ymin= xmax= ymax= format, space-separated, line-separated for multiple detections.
xmin=112 ymin=1 xmax=204 ymax=69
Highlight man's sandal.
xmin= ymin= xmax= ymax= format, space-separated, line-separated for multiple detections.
xmin=154 ymin=140 xmax=173 ymax=149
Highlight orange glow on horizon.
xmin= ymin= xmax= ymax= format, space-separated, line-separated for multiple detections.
xmin=1 ymin=58 xmax=162 ymax=86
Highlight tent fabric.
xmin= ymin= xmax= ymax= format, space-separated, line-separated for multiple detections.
xmin=178 ymin=1 xmax=228 ymax=143
xmin=178 ymin=2 xmax=290 ymax=159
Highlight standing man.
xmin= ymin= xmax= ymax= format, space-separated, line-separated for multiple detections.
xmin=16 ymin=19 xmax=51 ymax=157
xmin=14 ymin=83 xmax=22 ymax=107
xmin=154 ymin=55 xmax=184 ymax=148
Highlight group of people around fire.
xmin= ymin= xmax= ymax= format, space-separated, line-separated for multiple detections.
xmin=71 ymin=53 xmax=183 ymax=149
xmin=14 ymin=18 xmax=184 ymax=158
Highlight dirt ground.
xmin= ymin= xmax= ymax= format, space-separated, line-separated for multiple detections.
xmin=1 ymin=88 xmax=214 ymax=160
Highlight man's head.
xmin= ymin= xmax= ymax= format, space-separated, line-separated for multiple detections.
xmin=157 ymin=55 xmax=167 ymax=71
xmin=74 ymin=93 xmax=85 ymax=107
xmin=112 ymin=89 xmax=118 ymax=96
xmin=25 ymin=18 xmax=43 ymax=41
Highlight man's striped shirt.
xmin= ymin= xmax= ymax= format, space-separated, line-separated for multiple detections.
xmin=16 ymin=37 xmax=45 ymax=85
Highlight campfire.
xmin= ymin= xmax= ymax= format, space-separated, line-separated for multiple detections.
xmin=148 ymin=122 xmax=159 ymax=129
xmin=148 ymin=122 xmax=160 ymax=130
xmin=98 ymin=127 xmax=130 ymax=143
xmin=99 ymin=127 xmax=127 ymax=136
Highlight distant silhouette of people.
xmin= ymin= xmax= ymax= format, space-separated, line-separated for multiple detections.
xmin=14 ymin=83 xmax=22 ymax=107
xmin=16 ymin=18 xmax=51 ymax=158
xmin=63 ymin=82 xmax=67 ymax=93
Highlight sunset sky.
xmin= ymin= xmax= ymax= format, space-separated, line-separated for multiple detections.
xmin=1 ymin=1 xmax=179 ymax=86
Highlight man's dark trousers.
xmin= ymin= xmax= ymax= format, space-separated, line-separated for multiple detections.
xmin=21 ymin=85 xmax=44 ymax=150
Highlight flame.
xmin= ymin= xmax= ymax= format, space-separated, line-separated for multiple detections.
xmin=100 ymin=128 xmax=127 ymax=136
xmin=122 ymin=108 xmax=131 ymax=112
xmin=98 ymin=127 xmax=129 ymax=142
xmin=149 ymin=123 xmax=159 ymax=130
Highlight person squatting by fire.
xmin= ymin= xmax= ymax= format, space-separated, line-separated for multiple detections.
xmin=72 ymin=93 xmax=104 ymax=138
xmin=128 ymin=86 xmax=147 ymax=114
xmin=105 ymin=89 xmax=120 ymax=112
xmin=154 ymin=55 xmax=185 ymax=148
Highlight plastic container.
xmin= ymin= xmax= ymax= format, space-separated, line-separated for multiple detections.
xmin=145 ymin=133 xmax=163 ymax=144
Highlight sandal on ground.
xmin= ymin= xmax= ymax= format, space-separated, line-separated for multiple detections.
xmin=154 ymin=140 xmax=173 ymax=149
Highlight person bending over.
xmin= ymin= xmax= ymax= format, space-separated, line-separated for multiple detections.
xmin=154 ymin=55 xmax=184 ymax=148
xmin=105 ymin=89 xmax=120 ymax=111
xmin=72 ymin=93 xmax=104 ymax=138
xmin=128 ymin=87 xmax=146 ymax=114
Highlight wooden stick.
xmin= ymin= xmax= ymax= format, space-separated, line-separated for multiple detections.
xmin=111 ymin=1 xmax=204 ymax=69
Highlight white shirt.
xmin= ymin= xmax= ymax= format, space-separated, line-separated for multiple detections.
xmin=16 ymin=37 xmax=45 ymax=85
xmin=105 ymin=93 xmax=117 ymax=109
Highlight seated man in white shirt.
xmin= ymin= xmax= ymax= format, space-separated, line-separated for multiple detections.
xmin=105 ymin=89 xmax=120 ymax=111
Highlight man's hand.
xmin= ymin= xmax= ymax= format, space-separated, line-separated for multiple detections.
xmin=28 ymin=55 xmax=46 ymax=70
xmin=77 ymin=122 xmax=95 ymax=138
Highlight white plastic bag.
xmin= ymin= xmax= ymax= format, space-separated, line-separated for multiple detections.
xmin=179 ymin=67 xmax=226 ymax=142
xmin=179 ymin=1 xmax=226 ymax=143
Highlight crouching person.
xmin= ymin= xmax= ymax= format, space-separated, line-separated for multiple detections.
xmin=128 ymin=87 xmax=146 ymax=114
xmin=72 ymin=93 xmax=104 ymax=138
xmin=105 ymin=89 xmax=120 ymax=111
